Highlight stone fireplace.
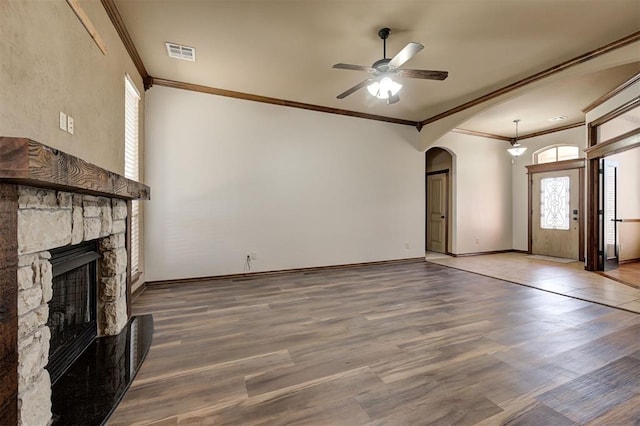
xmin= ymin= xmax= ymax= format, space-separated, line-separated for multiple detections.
xmin=0 ymin=137 xmax=150 ymax=425
xmin=17 ymin=186 xmax=130 ymax=425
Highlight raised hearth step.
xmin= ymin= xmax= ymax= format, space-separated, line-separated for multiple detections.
xmin=51 ymin=314 xmax=153 ymax=425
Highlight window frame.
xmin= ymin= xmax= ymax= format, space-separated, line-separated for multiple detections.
xmin=124 ymin=75 xmax=141 ymax=277
xmin=533 ymin=144 xmax=580 ymax=164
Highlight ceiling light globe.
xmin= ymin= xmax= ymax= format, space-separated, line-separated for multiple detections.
xmin=507 ymin=146 xmax=527 ymax=157
xmin=367 ymin=77 xmax=402 ymax=100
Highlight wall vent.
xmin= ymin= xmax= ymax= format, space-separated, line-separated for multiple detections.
xmin=165 ymin=42 xmax=196 ymax=62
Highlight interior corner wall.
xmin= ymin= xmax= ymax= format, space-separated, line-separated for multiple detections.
xmin=431 ymin=132 xmax=512 ymax=255
xmin=144 ymin=86 xmax=424 ymax=281
xmin=510 ymin=126 xmax=587 ymax=251
xmin=0 ymin=0 xmax=145 ymax=175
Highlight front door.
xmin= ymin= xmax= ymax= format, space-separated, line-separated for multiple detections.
xmin=531 ymin=169 xmax=580 ymax=259
xmin=426 ymin=172 xmax=447 ymax=253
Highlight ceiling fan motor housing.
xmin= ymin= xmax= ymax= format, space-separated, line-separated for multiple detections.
xmin=372 ymin=58 xmax=392 ymax=72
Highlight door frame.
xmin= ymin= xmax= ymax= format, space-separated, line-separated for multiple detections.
xmin=526 ymin=159 xmax=585 ymax=261
xmin=602 ymin=158 xmax=620 ymax=271
xmin=585 ymin=96 xmax=640 ymax=271
xmin=426 ymin=169 xmax=449 ymax=254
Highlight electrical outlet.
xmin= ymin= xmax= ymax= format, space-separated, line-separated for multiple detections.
xmin=475 ymin=238 xmax=480 ymax=244
xmin=67 ymin=116 xmax=74 ymax=135
xmin=405 ymin=243 xmax=410 ymax=249
xmin=250 ymin=252 xmax=257 ymax=260
xmin=59 ymin=112 xmax=67 ymax=131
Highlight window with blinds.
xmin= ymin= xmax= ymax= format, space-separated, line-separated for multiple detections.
xmin=124 ymin=75 xmax=140 ymax=275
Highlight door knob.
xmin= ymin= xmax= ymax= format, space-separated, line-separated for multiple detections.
xmin=0 ymin=305 xmax=7 ymax=322
xmin=441 ymin=216 xmax=445 ymax=219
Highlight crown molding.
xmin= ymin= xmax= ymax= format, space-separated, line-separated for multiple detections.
xmin=419 ymin=31 xmax=640 ymax=127
xmin=451 ymin=128 xmax=511 ymax=141
xmin=151 ymin=77 xmax=419 ymax=127
xmin=453 ymin=121 xmax=585 ymax=142
xmin=101 ymin=0 xmax=151 ymax=89
xmin=518 ymin=121 xmax=585 ymax=140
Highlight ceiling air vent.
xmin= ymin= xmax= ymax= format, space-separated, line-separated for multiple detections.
xmin=165 ymin=42 xmax=196 ymax=62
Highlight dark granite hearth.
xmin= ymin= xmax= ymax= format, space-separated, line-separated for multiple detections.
xmin=51 ymin=315 xmax=153 ymax=426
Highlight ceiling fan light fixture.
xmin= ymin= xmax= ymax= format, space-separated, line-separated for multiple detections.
xmin=367 ymin=77 xmax=402 ymax=100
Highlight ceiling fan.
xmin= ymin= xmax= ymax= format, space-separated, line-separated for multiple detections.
xmin=333 ymin=28 xmax=448 ymax=104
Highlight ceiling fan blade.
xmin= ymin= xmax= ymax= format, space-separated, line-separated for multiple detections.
xmin=336 ymin=79 xmax=372 ymax=99
xmin=388 ymin=42 xmax=424 ymax=69
xmin=333 ymin=63 xmax=377 ymax=73
xmin=397 ymin=69 xmax=449 ymax=80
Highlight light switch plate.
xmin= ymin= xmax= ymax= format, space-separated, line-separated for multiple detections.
xmin=67 ymin=116 xmax=74 ymax=135
xmin=59 ymin=112 xmax=67 ymax=131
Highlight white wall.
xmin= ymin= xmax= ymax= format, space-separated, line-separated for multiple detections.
xmin=144 ymin=86 xmax=424 ymax=281
xmin=510 ymin=126 xmax=586 ymax=250
xmin=430 ymin=132 xmax=512 ymax=254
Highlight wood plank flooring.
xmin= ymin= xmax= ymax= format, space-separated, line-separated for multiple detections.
xmin=108 ymin=260 xmax=640 ymax=425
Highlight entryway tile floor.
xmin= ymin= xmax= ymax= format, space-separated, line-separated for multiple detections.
xmin=426 ymin=252 xmax=640 ymax=314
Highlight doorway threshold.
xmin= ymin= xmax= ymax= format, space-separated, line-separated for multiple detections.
xmin=425 ymin=251 xmax=451 ymax=260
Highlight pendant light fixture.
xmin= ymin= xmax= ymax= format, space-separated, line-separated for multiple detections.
xmin=507 ymin=119 xmax=527 ymax=157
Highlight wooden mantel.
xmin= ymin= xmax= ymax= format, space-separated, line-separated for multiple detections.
xmin=0 ymin=137 xmax=150 ymax=200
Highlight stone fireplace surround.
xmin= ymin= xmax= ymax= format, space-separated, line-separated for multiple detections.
xmin=0 ymin=137 xmax=150 ymax=425
xmin=18 ymin=186 xmax=129 ymax=425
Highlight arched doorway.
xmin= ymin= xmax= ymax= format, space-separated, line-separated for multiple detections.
xmin=425 ymin=148 xmax=453 ymax=254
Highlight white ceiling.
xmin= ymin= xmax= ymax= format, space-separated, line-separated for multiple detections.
xmin=114 ymin=0 xmax=640 ymax=136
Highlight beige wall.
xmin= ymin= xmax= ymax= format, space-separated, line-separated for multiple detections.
xmin=430 ymin=132 xmax=513 ymax=255
xmin=0 ymin=0 xmax=144 ymax=175
xmin=1 ymin=0 xmax=146 ymax=288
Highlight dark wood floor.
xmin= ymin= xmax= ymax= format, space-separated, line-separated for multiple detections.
xmin=109 ymin=260 xmax=640 ymax=425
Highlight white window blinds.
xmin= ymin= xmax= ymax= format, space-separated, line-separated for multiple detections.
xmin=124 ymin=75 xmax=140 ymax=275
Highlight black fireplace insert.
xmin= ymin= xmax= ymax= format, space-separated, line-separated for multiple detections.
xmin=47 ymin=241 xmax=100 ymax=384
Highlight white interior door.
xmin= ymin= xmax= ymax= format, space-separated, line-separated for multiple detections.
xmin=531 ymin=169 xmax=580 ymax=259
xmin=426 ymin=173 xmax=447 ymax=253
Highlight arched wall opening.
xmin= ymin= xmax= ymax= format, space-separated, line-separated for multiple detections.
xmin=425 ymin=147 xmax=455 ymax=254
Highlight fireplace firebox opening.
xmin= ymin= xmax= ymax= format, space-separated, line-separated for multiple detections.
xmin=47 ymin=241 xmax=100 ymax=384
